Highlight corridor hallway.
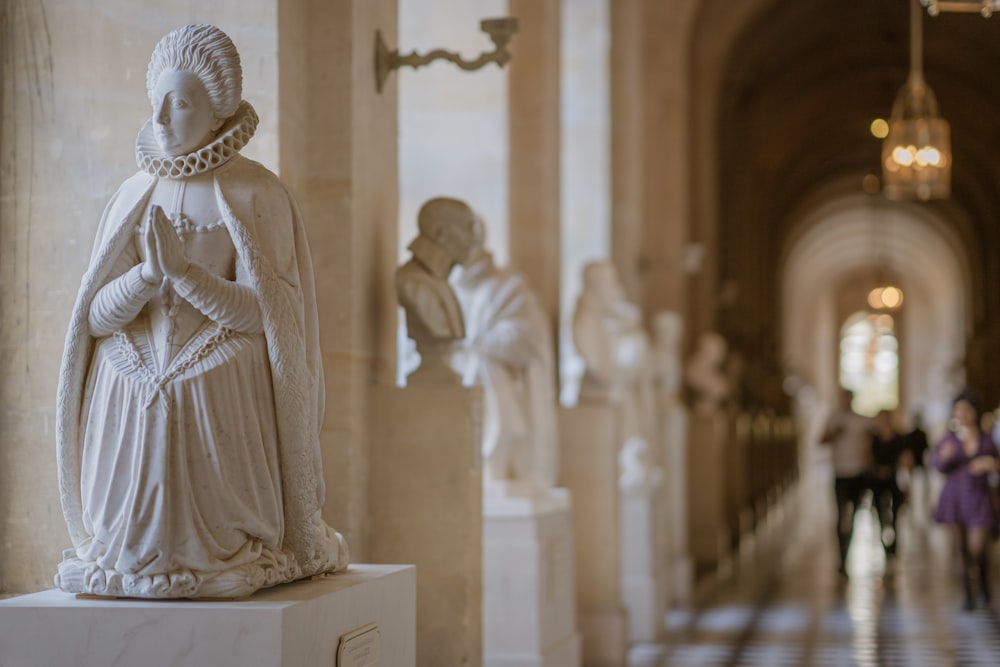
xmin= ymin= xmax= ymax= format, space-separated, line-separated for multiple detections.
xmin=634 ymin=460 xmax=1000 ymax=666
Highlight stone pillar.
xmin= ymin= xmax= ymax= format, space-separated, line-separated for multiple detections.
xmin=369 ymin=385 xmax=483 ymax=667
xmin=660 ymin=395 xmax=692 ymax=605
xmin=610 ymin=0 xmax=643 ymax=303
xmin=508 ymin=0 xmax=561 ymax=335
xmin=686 ymin=412 xmax=731 ymax=577
xmin=559 ymin=404 xmax=628 ymax=667
xmin=277 ymin=0 xmax=399 ymax=559
xmin=636 ymin=1 xmax=695 ymax=326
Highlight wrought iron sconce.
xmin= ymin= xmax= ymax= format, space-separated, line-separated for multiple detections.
xmin=921 ymin=0 xmax=1000 ymax=16
xmin=375 ymin=17 xmax=519 ymax=93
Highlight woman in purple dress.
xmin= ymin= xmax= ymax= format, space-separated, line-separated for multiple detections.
xmin=932 ymin=389 xmax=999 ymax=610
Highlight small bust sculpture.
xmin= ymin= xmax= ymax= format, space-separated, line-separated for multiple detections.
xmin=396 ymin=197 xmax=478 ymax=384
xmin=451 ymin=215 xmax=558 ymax=497
xmin=684 ymin=331 xmax=730 ymax=414
xmin=55 ymin=24 xmax=348 ymax=599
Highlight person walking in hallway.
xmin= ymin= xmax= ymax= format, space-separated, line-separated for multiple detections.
xmin=821 ymin=388 xmax=873 ymax=576
xmin=932 ymin=388 xmax=999 ymax=610
xmin=902 ymin=412 xmax=931 ymax=520
xmin=869 ymin=409 xmax=905 ymax=560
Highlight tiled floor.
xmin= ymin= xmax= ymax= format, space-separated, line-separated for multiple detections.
xmin=636 ymin=462 xmax=1000 ymax=666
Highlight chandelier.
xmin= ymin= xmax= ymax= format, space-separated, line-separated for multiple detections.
xmin=882 ymin=0 xmax=951 ymax=201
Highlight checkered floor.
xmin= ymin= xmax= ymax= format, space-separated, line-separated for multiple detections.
xmin=632 ymin=464 xmax=1000 ymax=666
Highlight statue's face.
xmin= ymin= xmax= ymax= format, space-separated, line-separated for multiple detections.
xmin=151 ymin=69 xmax=220 ymax=156
xmin=441 ymin=219 xmax=478 ymax=265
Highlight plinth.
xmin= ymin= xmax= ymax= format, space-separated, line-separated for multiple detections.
xmin=483 ymin=489 xmax=582 ymax=667
xmin=559 ymin=403 xmax=628 ymax=667
xmin=369 ymin=384 xmax=483 ymax=667
xmin=0 ymin=564 xmax=415 ymax=667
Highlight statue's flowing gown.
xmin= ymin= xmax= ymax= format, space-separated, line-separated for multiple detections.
xmin=56 ymin=104 xmax=348 ymax=598
xmin=76 ymin=186 xmax=289 ymax=591
xmin=70 ymin=172 xmax=292 ymax=596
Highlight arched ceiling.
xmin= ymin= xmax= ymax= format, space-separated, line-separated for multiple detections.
xmin=782 ymin=194 xmax=967 ymax=422
xmin=690 ymin=0 xmax=1000 ymax=405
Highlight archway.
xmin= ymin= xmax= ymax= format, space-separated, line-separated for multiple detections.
xmin=781 ymin=192 xmax=968 ymax=453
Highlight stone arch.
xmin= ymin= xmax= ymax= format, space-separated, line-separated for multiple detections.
xmin=781 ymin=192 xmax=968 ymax=439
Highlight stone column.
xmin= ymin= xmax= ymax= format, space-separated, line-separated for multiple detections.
xmin=559 ymin=403 xmax=628 ymax=667
xmin=660 ymin=395 xmax=692 ymax=606
xmin=508 ymin=0 xmax=561 ymax=335
xmin=636 ymin=1 xmax=695 ymax=326
xmin=277 ymin=0 xmax=399 ymax=559
xmin=686 ymin=412 xmax=731 ymax=577
xmin=369 ymin=385 xmax=483 ymax=667
xmin=610 ymin=0 xmax=643 ymax=303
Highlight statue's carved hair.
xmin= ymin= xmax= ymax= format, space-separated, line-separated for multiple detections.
xmin=147 ymin=24 xmax=242 ymax=120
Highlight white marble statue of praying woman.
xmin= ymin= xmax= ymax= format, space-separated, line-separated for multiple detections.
xmin=55 ymin=24 xmax=348 ymax=599
xmin=451 ymin=215 xmax=558 ymax=497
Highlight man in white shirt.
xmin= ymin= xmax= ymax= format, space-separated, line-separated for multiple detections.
xmin=821 ymin=388 xmax=873 ymax=575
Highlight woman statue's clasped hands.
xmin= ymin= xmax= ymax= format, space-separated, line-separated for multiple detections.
xmin=140 ymin=205 xmax=188 ymax=285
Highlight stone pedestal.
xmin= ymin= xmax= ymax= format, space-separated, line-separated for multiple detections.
xmin=370 ymin=385 xmax=483 ymax=667
xmin=0 ymin=564 xmax=415 ymax=667
xmin=620 ymin=481 xmax=666 ymax=642
xmin=559 ymin=403 xmax=628 ymax=667
xmin=687 ymin=412 xmax=729 ymax=577
xmin=483 ymin=489 xmax=582 ymax=667
xmin=660 ymin=398 xmax=692 ymax=605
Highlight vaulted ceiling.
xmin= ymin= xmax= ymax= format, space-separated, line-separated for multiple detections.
xmin=692 ymin=0 xmax=1000 ymax=404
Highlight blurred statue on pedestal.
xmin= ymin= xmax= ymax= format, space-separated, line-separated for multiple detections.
xmin=572 ymin=260 xmax=656 ymax=446
xmin=452 ymin=215 xmax=557 ymax=497
xmin=685 ymin=331 xmax=730 ymax=414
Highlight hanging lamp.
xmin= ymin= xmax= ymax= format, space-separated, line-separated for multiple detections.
xmin=882 ymin=0 xmax=951 ymax=201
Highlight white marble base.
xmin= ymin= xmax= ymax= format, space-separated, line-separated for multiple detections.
xmin=620 ymin=488 xmax=665 ymax=642
xmin=0 ymin=564 xmax=415 ymax=667
xmin=483 ymin=489 xmax=582 ymax=667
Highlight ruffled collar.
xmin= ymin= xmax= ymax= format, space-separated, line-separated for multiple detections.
xmin=407 ymin=235 xmax=457 ymax=278
xmin=135 ymin=100 xmax=258 ymax=179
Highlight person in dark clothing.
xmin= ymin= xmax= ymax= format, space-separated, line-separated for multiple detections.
xmin=902 ymin=413 xmax=930 ymax=514
xmin=870 ymin=409 xmax=906 ymax=558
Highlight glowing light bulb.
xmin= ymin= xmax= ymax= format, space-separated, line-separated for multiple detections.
xmin=881 ymin=286 xmax=902 ymax=309
xmin=868 ymin=287 xmax=884 ymax=310
xmin=892 ymin=146 xmax=914 ymax=167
